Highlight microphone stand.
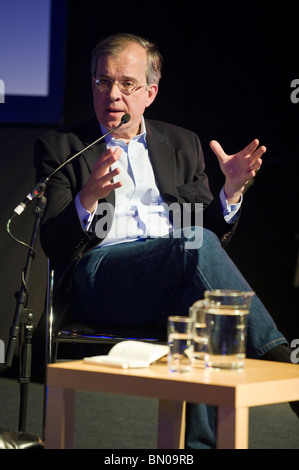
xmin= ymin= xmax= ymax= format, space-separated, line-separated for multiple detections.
xmin=5 ymin=194 xmax=46 ymax=432
xmin=4 ymin=113 xmax=130 ymax=433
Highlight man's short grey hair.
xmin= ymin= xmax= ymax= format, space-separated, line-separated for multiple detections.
xmin=91 ymin=33 xmax=163 ymax=86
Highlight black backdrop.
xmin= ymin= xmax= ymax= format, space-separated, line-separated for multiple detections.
xmin=1 ymin=1 xmax=298 ymax=372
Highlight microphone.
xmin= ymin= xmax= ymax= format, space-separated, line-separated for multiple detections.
xmin=9 ymin=114 xmax=131 ymax=219
xmin=120 ymin=113 xmax=130 ymax=124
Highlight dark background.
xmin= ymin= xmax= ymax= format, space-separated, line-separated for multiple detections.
xmin=1 ymin=0 xmax=298 ymax=373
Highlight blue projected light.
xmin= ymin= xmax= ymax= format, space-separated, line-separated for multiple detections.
xmin=0 ymin=0 xmax=67 ymax=123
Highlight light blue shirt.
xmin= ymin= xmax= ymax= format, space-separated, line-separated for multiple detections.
xmin=75 ymin=118 xmax=241 ymax=245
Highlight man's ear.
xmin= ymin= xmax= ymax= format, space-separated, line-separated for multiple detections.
xmin=145 ymin=83 xmax=158 ymax=108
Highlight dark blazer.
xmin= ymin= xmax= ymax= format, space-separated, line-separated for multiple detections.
xmin=34 ymin=117 xmax=236 ymax=288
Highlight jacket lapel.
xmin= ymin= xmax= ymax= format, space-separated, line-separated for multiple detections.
xmin=79 ymin=117 xmax=107 ymax=173
xmin=77 ymin=117 xmax=178 ymax=207
xmin=78 ymin=117 xmax=115 ymax=207
xmin=145 ymin=120 xmax=177 ymax=203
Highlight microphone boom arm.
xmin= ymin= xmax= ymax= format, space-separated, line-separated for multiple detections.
xmin=9 ymin=113 xmax=131 ymax=220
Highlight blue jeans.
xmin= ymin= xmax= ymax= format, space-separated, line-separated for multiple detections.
xmin=71 ymin=227 xmax=287 ymax=448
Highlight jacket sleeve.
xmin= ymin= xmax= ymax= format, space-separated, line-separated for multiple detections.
xmin=192 ymin=133 xmax=239 ymax=246
xmin=147 ymin=120 xmax=239 ymax=246
xmin=34 ymin=133 xmax=94 ymax=269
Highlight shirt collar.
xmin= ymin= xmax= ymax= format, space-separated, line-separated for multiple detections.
xmin=100 ymin=116 xmax=146 ymax=145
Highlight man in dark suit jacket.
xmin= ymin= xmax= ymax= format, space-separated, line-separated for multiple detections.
xmin=34 ymin=33 xmax=295 ymax=448
xmin=35 ymin=117 xmax=236 ymax=269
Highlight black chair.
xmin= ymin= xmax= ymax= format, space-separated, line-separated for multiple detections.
xmin=45 ymin=260 xmax=167 ymax=364
xmin=42 ymin=260 xmax=167 ymax=443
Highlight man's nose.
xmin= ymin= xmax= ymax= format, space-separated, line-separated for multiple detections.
xmin=107 ymin=82 xmax=122 ymax=101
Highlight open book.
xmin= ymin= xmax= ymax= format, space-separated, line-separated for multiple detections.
xmin=84 ymin=340 xmax=169 ymax=369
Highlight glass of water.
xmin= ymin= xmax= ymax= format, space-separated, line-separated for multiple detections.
xmin=167 ymin=316 xmax=194 ymax=373
xmin=203 ymin=290 xmax=255 ymax=369
xmin=189 ymin=300 xmax=208 ymax=366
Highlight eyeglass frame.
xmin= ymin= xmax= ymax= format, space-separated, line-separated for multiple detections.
xmin=93 ymin=76 xmax=148 ymax=95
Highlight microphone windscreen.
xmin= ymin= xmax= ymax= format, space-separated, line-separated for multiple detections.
xmin=121 ymin=113 xmax=131 ymax=124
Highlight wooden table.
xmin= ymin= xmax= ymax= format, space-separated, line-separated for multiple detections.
xmin=44 ymin=358 xmax=299 ymax=449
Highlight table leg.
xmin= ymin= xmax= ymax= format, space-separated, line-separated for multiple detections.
xmin=217 ymin=406 xmax=249 ymax=449
xmin=157 ymin=400 xmax=186 ymax=449
xmin=44 ymin=386 xmax=75 ymax=449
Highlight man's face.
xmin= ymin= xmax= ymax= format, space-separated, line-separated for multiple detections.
xmin=92 ymin=43 xmax=158 ymax=140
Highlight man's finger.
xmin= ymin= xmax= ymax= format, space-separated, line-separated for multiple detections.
xmin=209 ymin=140 xmax=225 ymax=158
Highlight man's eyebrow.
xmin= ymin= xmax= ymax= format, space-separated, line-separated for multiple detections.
xmin=99 ymin=73 xmax=138 ymax=82
xmin=118 ymin=75 xmax=139 ymax=83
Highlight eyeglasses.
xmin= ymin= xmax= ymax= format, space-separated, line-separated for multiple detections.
xmin=93 ymin=76 xmax=147 ymax=95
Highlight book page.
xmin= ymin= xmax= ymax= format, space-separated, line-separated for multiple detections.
xmin=108 ymin=341 xmax=169 ymax=363
xmin=84 ymin=341 xmax=169 ymax=368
